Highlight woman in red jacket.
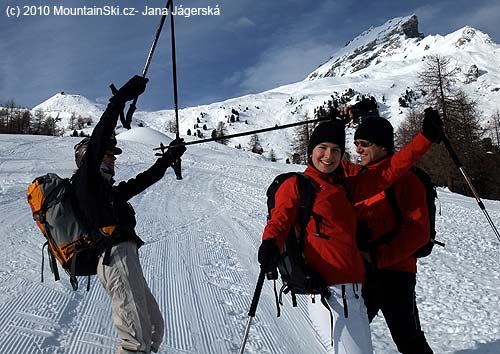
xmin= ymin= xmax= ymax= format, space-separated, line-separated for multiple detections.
xmin=257 ymin=110 xmax=442 ymax=354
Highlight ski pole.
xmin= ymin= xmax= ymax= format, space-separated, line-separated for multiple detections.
xmin=168 ymin=0 xmax=183 ymax=180
xmin=153 ymin=99 xmax=374 ymax=149
xmin=169 ymin=0 xmax=180 ymax=139
xmin=188 ymin=116 xmax=332 ymax=147
xmin=154 ymin=115 xmax=337 ymax=152
xmin=238 ymin=268 xmax=266 ymax=354
xmin=441 ymin=134 xmax=500 ymax=242
xmin=123 ymin=0 xmax=172 ymax=129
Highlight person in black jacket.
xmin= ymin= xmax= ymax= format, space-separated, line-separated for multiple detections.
xmin=72 ymin=75 xmax=186 ymax=354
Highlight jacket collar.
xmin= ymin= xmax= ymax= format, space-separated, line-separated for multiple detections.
xmin=305 ymin=164 xmax=342 ymax=184
xmin=361 ymin=153 xmax=393 ymax=171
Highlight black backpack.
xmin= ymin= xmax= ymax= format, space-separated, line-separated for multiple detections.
xmin=266 ymin=172 xmax=331 ymax=312
xmin=384 ymin=166 xmax=444 ymax=257
xmin=27 ymin=173 xmax=110 ymax=291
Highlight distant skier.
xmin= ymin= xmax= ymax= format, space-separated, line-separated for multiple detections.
xmin=353 ymin=116 xmax=434 ymax=354
xmin=258 ymin=107 xmax=443 ymax=354
xmin=72 ymin=75 xmax=186 ymax=354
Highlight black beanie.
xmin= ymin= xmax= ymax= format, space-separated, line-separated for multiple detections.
xmin=307 ymin=120 xmax=346 ymax=155
xmin=354 ymin=117 xmax=394 ymax=152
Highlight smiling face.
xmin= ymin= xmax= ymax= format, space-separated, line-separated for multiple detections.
xmin=355 ymin=139 xmax=388 ymax=166
xmin=311 ymin=142 xmax=342 ymax=174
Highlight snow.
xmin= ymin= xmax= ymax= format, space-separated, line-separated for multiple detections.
xmin=1 ymin=129 xmax=499 ymax=354
xmin=30 ymin=16 xmax=500 ymax=164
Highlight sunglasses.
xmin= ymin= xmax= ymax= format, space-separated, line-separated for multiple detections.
xmin=354 ymin=140 xmax=374 ymax=148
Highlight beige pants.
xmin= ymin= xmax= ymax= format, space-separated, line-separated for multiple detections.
xmin=97 ymin=241 xmax=164 ymax=354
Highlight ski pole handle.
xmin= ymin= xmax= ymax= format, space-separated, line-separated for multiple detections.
xmin=248 ymin=267 xmax=266 ymax=317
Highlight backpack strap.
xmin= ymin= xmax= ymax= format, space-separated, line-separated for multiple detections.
xmin=47 ymin=243 xmax=60 ymax=282
xmin=41 ymin=241 xmax=48 ymax=283
xmin=319 ymin=288 xmax=334 ymax=346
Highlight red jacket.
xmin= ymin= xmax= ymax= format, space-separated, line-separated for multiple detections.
xmin=263 ymin=133 xmax=431 ymax=285
xmin=353 ymin=159 xmax=430 ymax=273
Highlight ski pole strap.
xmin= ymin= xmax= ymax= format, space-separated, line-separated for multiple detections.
xmin=125 ymin=101 xmax=137 ymax=129
xmin=109 ymin=84 xmax=128 ymax=128
xmin=272 ymin=279 xmax=281 ymax=317
xmin=248 ymin=268 xmax=266 ymax=318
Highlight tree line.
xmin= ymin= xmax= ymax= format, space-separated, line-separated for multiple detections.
xmin=0 ymin=100 xmax=92 ymax=137
xmin=396 ymin=55 xmax=500 ymax=200
xmin=290 ymin=55 xmax=500 ymax=200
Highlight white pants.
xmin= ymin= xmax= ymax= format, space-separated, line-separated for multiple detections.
xmin=308 ymin=283 xmax=373 ymax=354
xmin=97 ymin=241 xmax=164 ymax=354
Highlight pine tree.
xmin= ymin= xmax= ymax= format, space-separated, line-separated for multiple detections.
xmin=292 ymin=115 xmax=313 ymax=164
xmin=69 ymin=113 xmax=78 ymax=130
xmin=417 ymin=55 xmax=459 ymax=130
xmin=269 ymin=149 xmax=277 ymax=162
xmin=488 ymin=110 xmax=500 ymax=147
xmin=399 ymin=55 xmax=497 ymax=198
xmin=166 ymin=119 xmax=177 ymax=134
xmin=249 ymin=134 xmax=263 ymax=154
xmin=216 ymin=121 xmax=229 ymax=145
xmin=32 ymin=109 xmax=46 ymax=135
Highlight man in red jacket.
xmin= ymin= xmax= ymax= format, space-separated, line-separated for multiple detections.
xmin=354 ymin=116 xmax=434 ymax=354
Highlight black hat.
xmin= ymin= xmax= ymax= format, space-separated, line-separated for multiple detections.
xmin=354 ymin=117 xmax=394 ymax=152
xmin=307 ymin=120 xmax=345 ymax=156
xmin=74 ymin=136 xmax=122 ymax=167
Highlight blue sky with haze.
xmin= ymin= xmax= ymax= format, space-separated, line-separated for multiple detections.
xmin=1 ymin=0 xmax=499 ymax=111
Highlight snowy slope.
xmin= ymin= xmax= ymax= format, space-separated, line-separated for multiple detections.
xmin=31 ymin=15 xmax=500 ymax=163
xmin=0 ymin=131 xmax=499 ymax=354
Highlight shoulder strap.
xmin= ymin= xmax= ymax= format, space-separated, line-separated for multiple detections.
xmin=293 ymin=172 xmax=316 ymax=226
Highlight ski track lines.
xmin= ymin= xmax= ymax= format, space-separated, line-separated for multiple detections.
xmin=130 ymin=154 xmax=326 ymax=354
xmin=2 ymin=136 xmax=500 ymax=354
xmin=415 ymin=192 xmax=500 ymax=353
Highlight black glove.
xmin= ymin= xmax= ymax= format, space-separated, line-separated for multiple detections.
xmin=258 ymin=239 xmax=280 ymax=278
xmin=422 ymin=108 xmax=444 ymax=143
xmin=167 ymin=138 xmax=186 ymax=160
xmin=111 ymin=75 xmax=149 ymax=103
xmin=158 ymin=138 xmax=186 ymax=165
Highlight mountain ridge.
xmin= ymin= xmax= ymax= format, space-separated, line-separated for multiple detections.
xmin=32 ymin=15 xmax=500 ymax=161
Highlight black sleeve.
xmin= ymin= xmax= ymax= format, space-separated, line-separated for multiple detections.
xmin=115 ymin=158 xmax=171 ymax=201
xmin=81 ymin=100 xmax=125 ymax=180
xmin=72 ymin=100 xmax=124 ymax=227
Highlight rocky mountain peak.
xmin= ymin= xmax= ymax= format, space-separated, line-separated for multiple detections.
xmin=307 ymin=15 xmax=424 ymax=80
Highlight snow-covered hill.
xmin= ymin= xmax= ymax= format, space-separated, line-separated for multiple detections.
xmin=32 ymin=15 xmax=500 ymax=162
xmin=0 ymin=131 xmax=499 ymax=354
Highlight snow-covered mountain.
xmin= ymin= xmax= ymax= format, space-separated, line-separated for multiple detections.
xmin=33 ymin=15 xmax=500 ymax=160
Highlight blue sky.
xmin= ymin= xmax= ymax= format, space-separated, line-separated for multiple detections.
xmin=1 ymin=0 xmax=499 ymax=111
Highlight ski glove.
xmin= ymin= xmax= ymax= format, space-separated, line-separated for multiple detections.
xmin=258 ymin=239 xmax=280 ymax=279
xmin=110 ymin=75 xmax=149 ymax=103
xmin=159 ymin=138 xmax=186 ymax=165
xmin=422 ymin=108 xmax=444 ymax=143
